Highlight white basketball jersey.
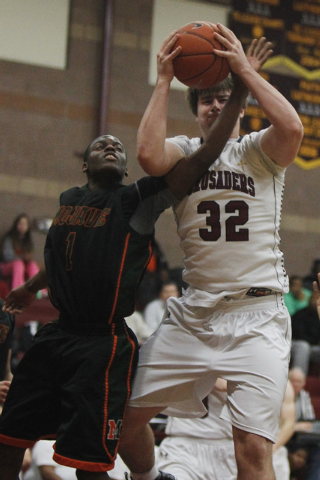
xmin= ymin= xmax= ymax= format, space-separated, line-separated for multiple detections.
xmin=168 ymin=130 xmax=289 ymax=301
xmin=165 ymin=389 xmax=232 ymax=440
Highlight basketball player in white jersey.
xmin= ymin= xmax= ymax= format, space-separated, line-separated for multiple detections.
xmin=118 ymin=23 xmax=303 ymax=480
xmin=157 ymin=380 xmax=295 ymax=480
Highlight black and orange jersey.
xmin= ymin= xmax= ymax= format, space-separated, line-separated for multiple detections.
xmin=44 ymin=176 xmax=174 ymax=330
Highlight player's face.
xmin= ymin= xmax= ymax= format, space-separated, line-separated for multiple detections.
xmin=196 ymin=89 xmax=243 ymax=139
xmin=196 ymin=90 xmax=230 ymax=134
xmin=84 ymin=135 xmax=127 ymax=181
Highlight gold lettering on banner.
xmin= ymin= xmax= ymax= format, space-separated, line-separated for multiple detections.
xmin=294 ymin=2 xmax=320 ymax=15
xmin=286 ymin=31 xmax=315 ymax=45
xmin=300 ymin=81 xmax=320 ymax=93
xmin=259 ymin=0 xmax=279 ymax=4
xmin=299 ymin=145 xmax=318 ymax=158
xmin=291 ymin=90 xmax=320 ymax=104
xmin=245 ymin=105 xmax=267 ymax=119
xmin=232 ymin=11 xmax=284 ymax=29
xmin=301 ymin=57 xmax=320 ymax=68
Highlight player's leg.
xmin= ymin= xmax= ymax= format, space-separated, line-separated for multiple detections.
xmin=76 ymin=470 xmax=111 ymax=479
xmin=118 ymin=405 xmax=164 ymax=475
xmin=0 ymin=444 xmax=26 ymax=480
xmin=233 ymin=427 xmax=275 ymax=480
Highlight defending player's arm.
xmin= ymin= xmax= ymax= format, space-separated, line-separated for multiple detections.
xmin=273 ymin=381 xmax=295 ymax=452
xmin=164 ymin=73 xmax=248 ymax=199
xmin=3 ymin=269 xmax=48 ymax=314
xmin=214 ymin=23 xmax=303 ymax=168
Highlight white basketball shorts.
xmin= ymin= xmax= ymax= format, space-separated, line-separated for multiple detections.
xmin=129 ymin=294 xmax=291 ymax=442
xmin=157 ymin=436 xmax=236 ymax=480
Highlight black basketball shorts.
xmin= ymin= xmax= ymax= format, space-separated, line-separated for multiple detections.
xmin=0 ymin=321 xmax=139 ymax=472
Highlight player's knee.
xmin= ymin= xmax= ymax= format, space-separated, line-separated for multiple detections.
xmin=234 ymin=429 xmax=273 ymax=475
xmin=0 ymin=443 xmax=26 ymax=466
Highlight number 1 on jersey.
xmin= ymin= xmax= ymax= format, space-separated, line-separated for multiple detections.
xmin=66 ymin=232 xmax=76 ymax=271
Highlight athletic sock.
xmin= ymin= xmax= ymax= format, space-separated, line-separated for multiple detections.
xmin=130 ymin=465 xmax=159 ymax=480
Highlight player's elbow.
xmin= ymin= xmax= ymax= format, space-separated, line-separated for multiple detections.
xmin=137 ymin=147 xmax=173 ymax=177
xmin=291 ymin=117 xmax=304 ymax=143
xmin=138 ymin=154 xmax=164 ymax=176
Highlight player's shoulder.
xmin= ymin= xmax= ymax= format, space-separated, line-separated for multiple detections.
xmin=124 ymin=176 xmax=168 ymax=197
xmin=60 ymin=185 xmax=87 ymax=205
xmin=166 ymin=135 xmax=201 ymax=155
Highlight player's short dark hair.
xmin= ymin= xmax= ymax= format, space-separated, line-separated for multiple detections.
xmin=83 ymin=143 xmax=92 ymax=163
xmin=187 ymin=75 xmax=247 ymax=116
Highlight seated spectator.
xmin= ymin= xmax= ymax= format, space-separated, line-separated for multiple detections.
xmin=290 ymin=292 xmax=320 ymax=375
xmin=0 ymin=299 xmax=14 ymax=411
xmin=288 ymin=367 xmax=320 ymax=480
xmin=285 ymin=275 xmax=312 ymax=317
xmin=0 ymin=213 xmax=40 ymax=289
xmin=304 ymin=258 xmax=320 ymax=292
xmin=11 ymin=320 xmax=42 ymax=372
xmin=23 ymin=439 xmax=77 ymax=480
xmin=136 ymin=241 xmax=170 ymax=310
xmin=143 ymin=281 xmax=179 ymax=334
xmin=288 ymin=444 xmax=309 ymax=480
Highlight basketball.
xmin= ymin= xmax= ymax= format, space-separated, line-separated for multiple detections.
xmin=172 ymin=21 xmax=230 ymax=89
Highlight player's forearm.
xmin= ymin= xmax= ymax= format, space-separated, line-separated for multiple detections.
xmin=238 ymin=66 xmax=303 ymax=152
xmin=137 ymin=78 xmax=172 ymax=176
xmin=273 ymin=422 xmax=295 ymax=451
xmin=165 ymin=83 xmax=246 ymax=199
xmin=25 ymin=268 xmax=48 ymax=293
xmin=205 ymin=78 xmax=247 ymax=151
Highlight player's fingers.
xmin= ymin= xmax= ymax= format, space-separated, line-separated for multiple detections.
xmin=216 ymin=23 xmax=238 ymax=43
xmin=246 ymin=38 xmax=258 ymax=57
xmin=160 ymin=31 xmax=178 ymax=54
xmin=213 ymin=32 xmax=232 ymax=53
xmin=161 ymin=33 xmax=181 ymax=59
xmin=256 ymin=40 xmax=273 ymax=59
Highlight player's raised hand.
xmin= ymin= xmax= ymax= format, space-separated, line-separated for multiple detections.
xmin=3 ymin=284 xmax=37 ymax=314
xmin=157 ymin=30 xmax=182 ymax=83
xmin=313 ymin=273 xmax=320 ymax=320
xmin=213 ymin=23 xmax=248 ymax=75
xmin=246 ymin=37 xmax=273 ymax=72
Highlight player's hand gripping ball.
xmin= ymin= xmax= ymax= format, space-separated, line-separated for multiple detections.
xmin=172 ymin=21 xmax=230 ymax=89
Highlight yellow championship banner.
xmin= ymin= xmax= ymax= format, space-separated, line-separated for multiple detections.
xmin=231 ymin=0 xmax=320 ymax=169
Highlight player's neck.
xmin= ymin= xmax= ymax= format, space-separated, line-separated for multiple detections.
xmin=87 ymin=176 xmax=123 ymax=190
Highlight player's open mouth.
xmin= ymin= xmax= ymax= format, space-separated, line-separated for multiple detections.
xmin=104 ymin=154 xmax=116 ymax=161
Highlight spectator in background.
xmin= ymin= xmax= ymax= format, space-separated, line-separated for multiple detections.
xmin=125 ymin=311 xmax=152 ymax=346
xmin=0 ymin=298 xmax=14 ymax=411
xmin=285 ymin=275 xmax=312 ymax=317
xmin=304 ymin=259 xmax=320 ymax=292
xmin=290 ymin=292 xmax=320 ymax=376
xmin=144 ymin=281 xmax=179 ymax=334
xmin=136 ymin=241 xmax=170 ymax=310
xmin=287 ymin=367 xmax=320 ymax=480
xmin=11 ymin=320 xmax=42 ymax=373
xmin=23 ymin=440 xmax=77 ymax=480
xmin=0 ymin=213 xmax=40 ymax=290
xmin=313 ymin=273 xmax=320 ymax=319
xmin=288 ymin=444 xmax=309 ymax=480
